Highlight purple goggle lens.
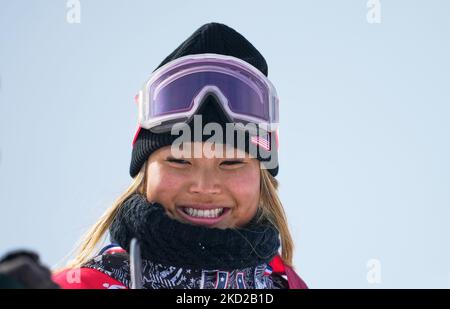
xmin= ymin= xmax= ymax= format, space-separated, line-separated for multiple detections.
xmin=150 ymin=71 xmax=269 ymax=120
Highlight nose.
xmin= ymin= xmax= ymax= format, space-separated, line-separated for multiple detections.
xmin=189 ymin=168 xmax=221 ymax=195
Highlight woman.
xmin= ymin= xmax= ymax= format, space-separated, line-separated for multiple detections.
xmin=53 ymin=22 xmax=307 ymax=289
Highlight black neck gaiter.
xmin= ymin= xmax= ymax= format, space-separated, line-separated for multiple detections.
xmin=109 ymin=193 xmax=280 ymax=271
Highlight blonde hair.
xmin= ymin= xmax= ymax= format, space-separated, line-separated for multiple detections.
xmin=62 ymin=161 xmax=294 ymax=270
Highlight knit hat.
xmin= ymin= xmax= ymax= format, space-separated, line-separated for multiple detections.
xmin=130 ymin=22 xmax=279 ymax=177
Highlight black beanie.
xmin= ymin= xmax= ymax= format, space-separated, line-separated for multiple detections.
xmin=130 ymin=22 xmax=279 ymax=178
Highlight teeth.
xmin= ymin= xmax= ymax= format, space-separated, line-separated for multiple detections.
xmin=184 ymin=207 xmax=224 ymax=218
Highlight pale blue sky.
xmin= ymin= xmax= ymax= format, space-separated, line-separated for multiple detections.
xmin=1 ymin=0 xmax=449 ymax=288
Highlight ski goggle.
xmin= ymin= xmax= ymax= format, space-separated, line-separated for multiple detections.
xmin=136 ymin=53 xmax=279 ymax=134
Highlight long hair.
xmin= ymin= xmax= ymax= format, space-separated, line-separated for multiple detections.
xmin=61 ymin=161 xmax=294 ymax=270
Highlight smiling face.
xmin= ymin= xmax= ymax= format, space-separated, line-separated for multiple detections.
xmin=144 ymin=142 xmax=261 ymax=229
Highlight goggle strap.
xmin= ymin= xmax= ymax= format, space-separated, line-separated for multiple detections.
xmin=132 ymin=126 xmax=141 ymax=147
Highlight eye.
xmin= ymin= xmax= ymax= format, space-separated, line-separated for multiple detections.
xmin=220 ymin=160 xmax=245 ymax=166
xmin=166 ymin=158 xmax=190 ymax=165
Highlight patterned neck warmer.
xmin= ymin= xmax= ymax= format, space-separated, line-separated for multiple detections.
xmin=109 ymin=193 xmax=280 ymax=270
xmin=83 ymin=249 xmax=286 ymax=289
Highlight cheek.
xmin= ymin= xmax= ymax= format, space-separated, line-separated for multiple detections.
xmin=146 ymin=166 xmax=185 ymax=211
xmin=227 ymin=169 xmax=260 ymax=225
xmin=230 ymin=174 xmax=259 ymax=200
